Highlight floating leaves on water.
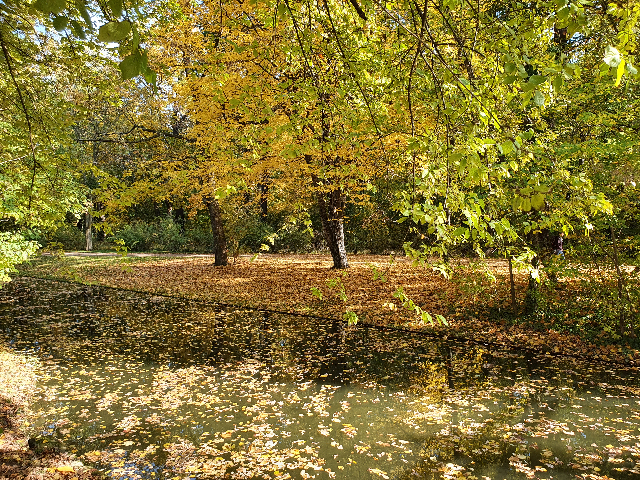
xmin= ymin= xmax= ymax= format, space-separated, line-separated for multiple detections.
xmin=0 ymin=278 xmax=639 ymax=479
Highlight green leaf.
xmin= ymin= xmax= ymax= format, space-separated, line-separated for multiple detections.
xmin=143 ymin=66 xmax=157 ymax=86
xmin=52 ymin=15 xmax=69 ymax=31
xmin=98 ymin=20 xmax=131 ymax=42
xmin=533 ymin=90 xmax=545 ymax=106
xmin=522 ymin=197 xmax=532 ymax=212
xmin=512 ymin=196 xmax=522 ymax=211
xmin=75 ymin=0 xmax=92 ymax=28
xmin=108 ymin=0 xmax=123 ymax=18
xmin=552 ymin=74 xmax=564 ymax=92
xmin=132 ymin=26 xmax=140 ymax=51
xmin=615 ymin=58 xmax=625 ymax=86
xmin=531 ymin=193 xmax=545 ymax=210
xmin=344 ymin=310 xmax=359 ymax=326
xmin=603 ymin=46 xmax=621 ymax=68
xmin=140 ymin=49 xmax=149 ymax=70
xmin=557 ymin=6 xmax=570 ymax=21
xmin=421 ymin=311 xmax=433 ymax=325
xmin=626 ymin=63 xmax=638 ymax=75
xmin=277 ymin=2 xmax=287 ymax=18
xmin=520 ymin=129 xmax=534 ymax=140
xmin=119 ymin=51 xmax=142 ymax=80
xmin=34 ymin=0 xmax=66 ymax=14
xmin=500 ymin=140 xmax=514 ymax=154
xmin=453 ymin=226 xmax=467 ymax=238
xmin=448 ymin=152 xmax=463 ymax=162
xmin=529 ymin=74 xmax=547 ymax=86
xmin=69 ymin=19 xmax=86 ymax=38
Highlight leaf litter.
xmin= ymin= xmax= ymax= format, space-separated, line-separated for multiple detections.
xmin=0 ymin=277 xmax=639 ymax=479
xmin=19 ymin=253 xmax=640 ymax=364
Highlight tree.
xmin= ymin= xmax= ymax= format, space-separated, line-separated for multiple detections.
xmin=1 ymin=2 xmax=90 ymax=278
xmin=381 ymin=0 xmax=637 ymax=284
xmin=152 ymin=0 xmax=415 ymax=268
xmin=1 ymin=0 xmax=163 ymax=276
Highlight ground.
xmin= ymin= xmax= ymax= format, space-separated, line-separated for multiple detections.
xmin=15 ymin=252 xmax=640 ymax=364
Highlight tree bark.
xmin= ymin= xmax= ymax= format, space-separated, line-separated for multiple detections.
xmin=317 ymin=188 xmax=348 ymax=269
xmin=84 ymin=211 xmax=93 ymax=251
xmin=206 ymin=197 xmax=228 ymax=266
xmin=258 ymin=180 xmax=268 ymax=218
xmin=524 ymin=255 xmax=539 ymax=315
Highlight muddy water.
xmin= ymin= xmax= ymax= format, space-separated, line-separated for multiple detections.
xmin=0 ymin=277 xmax=638 ymax=479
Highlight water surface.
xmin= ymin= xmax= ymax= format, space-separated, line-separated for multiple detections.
xmin=0 ymin=278 xmax=639 ymax=479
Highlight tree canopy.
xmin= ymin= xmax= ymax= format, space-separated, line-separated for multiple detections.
xmin=0 ymin=0 xmax=638 ymax=276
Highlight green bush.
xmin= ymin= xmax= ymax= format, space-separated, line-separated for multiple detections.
xmin=346 ymin=207 xmax=409 ymax=254
xmin=111 ymin=218 xmax=215 ymax=253
xmin=112 ymin=222 xmax=155 ymax=252
xmin=273 ymin=224 xmax=314 ymax=252
xmin=0 ymin=232 xmax=39 ymax=282
xmin=232 ymin=215 xmax=275 ymax=252
xmin=47 ymin=224 xmax=85 ymax=250
xmin=182 ymin=224 xmax=213 ymax=253
xmin=156 ymin=218 xmax=186 ymax=252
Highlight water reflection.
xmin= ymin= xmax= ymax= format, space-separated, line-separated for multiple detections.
xmin=0 ymin=278 xmax=639 ymax=479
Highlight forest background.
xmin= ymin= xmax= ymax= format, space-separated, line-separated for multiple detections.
xmin=1 ymin=0 xmax=639 ymax=352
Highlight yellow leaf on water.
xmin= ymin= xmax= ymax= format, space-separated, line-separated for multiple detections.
xmin=369 ymin=468 xmax=389 ymax=479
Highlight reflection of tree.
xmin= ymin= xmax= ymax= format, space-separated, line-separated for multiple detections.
xmin=314 ymin=320 xmax=351 ymax=385
xmin=394 ymin=345 xmax=590 ymax=480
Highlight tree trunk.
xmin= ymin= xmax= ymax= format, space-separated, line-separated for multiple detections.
xmin=258 ymin=179 xmax=268 ymax=218
xmin=206 ymin=197 xmax=228 ymax=266
xmin=84 ymin=211 xmax=93 ymax=251
xmin=174 ymin=207 xmax=186 ymax=232
xmin=317 ymin=188 xmax=348 ymax=269
xmin=524 ymin=255 xmax=539 ymax=315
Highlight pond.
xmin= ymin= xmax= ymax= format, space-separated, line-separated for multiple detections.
xmin=0 ymin=277 xmax=639 ymax=479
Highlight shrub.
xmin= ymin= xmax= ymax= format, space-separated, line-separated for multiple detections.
xmin=182 ymin=224 xmax=213 ymax=253
xmin=111 ymin=222 xmax=155 ymax=252
xmin=156 ymin=218 xmax=186 ymax=252
xmin=47 ymin=224 xmax=85 ymax=250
